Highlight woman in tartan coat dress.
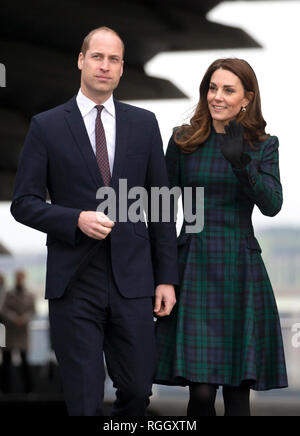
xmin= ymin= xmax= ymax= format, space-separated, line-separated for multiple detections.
xmin=154 ymin=58 xmax=288 ymax=416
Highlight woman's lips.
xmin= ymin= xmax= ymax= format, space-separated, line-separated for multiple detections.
xmin=212 ymin=105 xmax=226 ymax=111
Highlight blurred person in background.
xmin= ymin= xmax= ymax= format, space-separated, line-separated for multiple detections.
xmin=0 ymin=273 xmax=5 ymax=310
xmin=155 ymin=58 xmax=288 ymax=416
xmin=0 ymin=270 xmax=35 ymax=393
xmin=0 ymin=273 xmax=6 ymax=366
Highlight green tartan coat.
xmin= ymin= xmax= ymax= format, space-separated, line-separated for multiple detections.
xmin=154 ymin=127 xmax=288 ymax=390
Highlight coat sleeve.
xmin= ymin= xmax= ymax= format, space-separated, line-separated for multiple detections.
xmin=145 ymin=118 xmax=179 ymax=287
xmin=232 ymin=136 xmax=283 ymax=217
xmin=165 ymin=135 xmax=182 ymax=189
xmin=21 ymin=293 xmax=36 ymax=324
xmin=0 ymin=295 xmax=18 ymax=324
xmin=10 ymin=117 xmax=82 ymax=246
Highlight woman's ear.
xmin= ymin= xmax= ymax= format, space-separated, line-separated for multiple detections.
xmin=243 ymin=91 xmax=254 ymax=108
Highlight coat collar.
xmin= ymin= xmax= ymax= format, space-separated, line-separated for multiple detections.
xmin=76 ymin=89 xmax=116 ymax=119
xmin=64 ymin=96 xmax=130 ymax=191
xmin=110 ymin=99 xmax=130 ymax=192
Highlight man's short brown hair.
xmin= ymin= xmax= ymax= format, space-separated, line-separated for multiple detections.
xmin=81 ymin=27 xmax=125 ymax=58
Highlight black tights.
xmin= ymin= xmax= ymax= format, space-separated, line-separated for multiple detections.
xmin=187 ymin=382 xmax=251 ymax=416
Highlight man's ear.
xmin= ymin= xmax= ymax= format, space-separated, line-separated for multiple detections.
xmin=78 ymin=52 xmax=84 ymax=71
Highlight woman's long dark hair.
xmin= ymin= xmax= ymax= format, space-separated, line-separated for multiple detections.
xmin=175 ymin=58 xmax=269 ymax=153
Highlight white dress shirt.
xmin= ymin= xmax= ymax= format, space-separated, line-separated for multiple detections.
xmin=76 ymin=89 xmax=116 ymax=174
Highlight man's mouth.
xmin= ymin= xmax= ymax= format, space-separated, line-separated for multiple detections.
xmin=95 ymin=76 xmax=111 ymax=81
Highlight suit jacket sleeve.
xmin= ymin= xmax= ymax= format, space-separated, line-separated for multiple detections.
xmin=232 ymin=136 xmax=283 ymax=217
xmin=11 ymin=117 xmax=82 ymax=246
xmin=145 ymin=117 xmax=179 ymax=287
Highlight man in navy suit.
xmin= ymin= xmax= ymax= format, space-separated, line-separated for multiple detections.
xmin=11 ymin=27 xmax=178 ymax=416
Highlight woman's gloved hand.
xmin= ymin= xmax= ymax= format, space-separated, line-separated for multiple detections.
xmin=218 ymin=120 xmax=251 ymax=169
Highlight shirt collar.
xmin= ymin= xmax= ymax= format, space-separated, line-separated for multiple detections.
xmin=76 ymin=89 xmax=115 ymax=118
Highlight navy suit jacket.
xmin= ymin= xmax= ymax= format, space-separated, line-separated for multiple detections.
xmin=11 ymin=96 xmax=179 ymax=299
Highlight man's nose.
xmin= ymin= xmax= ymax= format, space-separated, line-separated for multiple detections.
xmin=100 ymin=59 xmax=109 ymax=71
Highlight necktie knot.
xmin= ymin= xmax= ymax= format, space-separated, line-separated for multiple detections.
xmin=96 ymin=105 xmax=104 ymax=114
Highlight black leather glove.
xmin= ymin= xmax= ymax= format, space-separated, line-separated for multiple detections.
xmin=218 ymin=120 xmax=251 ymax=169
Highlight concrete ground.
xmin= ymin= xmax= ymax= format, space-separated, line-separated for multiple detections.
xmin=0 ymin=394 xmax=299 ymax=416
xmin=147 ymin=395 xmax=300 ymax=416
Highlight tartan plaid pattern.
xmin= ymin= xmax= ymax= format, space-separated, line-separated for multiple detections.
xmin=154 ymin=128 xmax=288 ymax=390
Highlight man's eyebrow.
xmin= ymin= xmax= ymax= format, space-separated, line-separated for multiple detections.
xmin=90 ymin=51 xmax=121 ymax=58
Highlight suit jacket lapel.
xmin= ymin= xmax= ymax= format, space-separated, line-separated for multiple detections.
xmin=64 ymin=96 xmax=103 ymax=188
xmin=110 ymin=100 xmax=130 ymax=192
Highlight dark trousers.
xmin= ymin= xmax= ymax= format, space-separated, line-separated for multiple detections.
xmin=48 ymin=238 xmax=156 ymax=416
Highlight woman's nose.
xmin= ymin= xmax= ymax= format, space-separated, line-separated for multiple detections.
xmin=214 ymin=90 xmax=224 ymax=101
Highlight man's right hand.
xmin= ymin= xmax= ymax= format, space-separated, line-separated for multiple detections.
xmin=78 ymin=211 xmax=115 ymax=240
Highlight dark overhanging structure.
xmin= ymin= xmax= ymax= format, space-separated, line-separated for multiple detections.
xmin=0 ymin=0 xmax=283 ymax=201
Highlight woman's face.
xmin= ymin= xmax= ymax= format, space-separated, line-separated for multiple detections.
xmin=207 ymin=68 xmax=250 ymax=132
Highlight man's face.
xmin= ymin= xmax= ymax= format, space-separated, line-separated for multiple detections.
xmin=78 ymin=30 xmax=124 ymax=102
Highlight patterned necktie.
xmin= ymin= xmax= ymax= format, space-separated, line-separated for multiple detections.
xmin=95 ymin=105 xmax=111 ymax=186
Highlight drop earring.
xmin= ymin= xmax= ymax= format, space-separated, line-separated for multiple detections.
xmin=241 ymin=106 xmax=247 ymax=112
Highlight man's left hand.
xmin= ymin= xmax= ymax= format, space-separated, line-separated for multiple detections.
xmin=154 ymin=284 xmax=176 ymax=317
